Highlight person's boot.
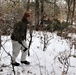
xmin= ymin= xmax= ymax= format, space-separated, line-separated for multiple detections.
xmin=21 ymin=60 xmax=30 ymax=65
xmin=11 ymin=62 xmax=20 ymax=66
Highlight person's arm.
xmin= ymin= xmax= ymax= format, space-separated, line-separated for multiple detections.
xmin=24 ymin=23 xmax=27 ymax=40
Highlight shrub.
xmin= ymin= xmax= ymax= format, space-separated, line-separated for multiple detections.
xmin=61 ymin=21 xmax=70 ymax=30
xmin=52 ymin=19 xmax=61 ymax=31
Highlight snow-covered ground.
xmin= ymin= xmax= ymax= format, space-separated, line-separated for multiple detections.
xmin=0 ymin=31 xmax=76 ymax=75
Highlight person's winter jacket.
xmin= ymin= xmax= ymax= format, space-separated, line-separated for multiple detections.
xmin=11 ymin=18 xmax=28 ymax=42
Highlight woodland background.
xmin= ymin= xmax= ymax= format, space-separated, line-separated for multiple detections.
xmin=0 ymin=0 xmax=76 ymax=54
xmin=0 ymin=0 xmax=76 ymax=75
xmin=0 ymin=0 xmax=76 ymax=35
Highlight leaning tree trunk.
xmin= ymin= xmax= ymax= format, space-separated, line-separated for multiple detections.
xmin=35 ymin=0 xmax=40 ymax=31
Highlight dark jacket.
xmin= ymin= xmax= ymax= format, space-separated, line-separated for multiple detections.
xmin=11 ymin=18 xmax=28 ymax=42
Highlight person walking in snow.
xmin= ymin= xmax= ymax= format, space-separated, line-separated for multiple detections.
xmin=11 ymin=11 xmax=32 ymax=66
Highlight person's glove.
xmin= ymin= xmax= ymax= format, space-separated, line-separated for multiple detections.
xmin=23 ymin=47 xmax=28 ymax=52
xmin=18 ymin=39 xmax=22 ymax=44
xmin=18 ymin=39 xmax=28 ymax=52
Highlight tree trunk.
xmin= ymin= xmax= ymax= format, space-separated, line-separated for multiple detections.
xmin=54 ymin=0 xmax=56 ymax=18
xmin=27 ymin=0 xmax=30 ymax=11
xmin=0 ymin=0 xmax=1 ymax=50
xmin=66 ymin=0 xmax=72 ymax=22
xmin=35 ymin=0 xmax=39 ymax=31
xmin=40 ymin=0 xmax=44 ymax=26
xmin=67 ymin=0 xmax=70 ymax=22
xmin=0 ymin=36 xmax=1 ymax=50
xmin=71 ymin=0 xmax=76 ymax=25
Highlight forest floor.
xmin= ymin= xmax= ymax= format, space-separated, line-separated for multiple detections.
xmin=0 ymin=30 xmax=76 ymax=75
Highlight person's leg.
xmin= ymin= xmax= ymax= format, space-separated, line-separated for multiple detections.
xmin=21 ymin=40 xmax=30 ymax=65
xmin=12 ymin=40 xmax=21 ymax=63
xmin=21 ymin=40 xmax=28 ymax=61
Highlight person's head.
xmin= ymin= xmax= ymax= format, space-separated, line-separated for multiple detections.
xmin=22 ymin=11 xmax=32 ymax=23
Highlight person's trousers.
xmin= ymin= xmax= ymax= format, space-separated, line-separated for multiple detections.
xmin=12 ymin=40 xmax=28 ymax=63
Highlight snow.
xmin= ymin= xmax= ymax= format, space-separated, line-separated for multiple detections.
xmin=0 ymin=31 xmax=76 ymax=75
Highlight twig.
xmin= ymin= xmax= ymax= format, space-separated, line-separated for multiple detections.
xmin=0 ymin=44 xmax=15 ymax=75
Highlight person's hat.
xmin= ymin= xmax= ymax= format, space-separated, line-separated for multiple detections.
xmin=24 ymin=12 xmax=30 ymax=18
